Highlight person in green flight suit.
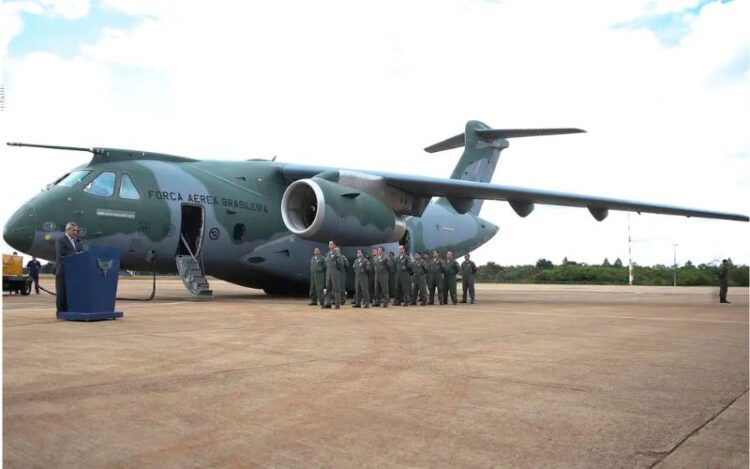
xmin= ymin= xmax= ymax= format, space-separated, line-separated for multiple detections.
xmin=410 ymin=251 xmax=429 ymax=306
xmin=388 ymin=251 xmax=397 ymax=305
xmin=309 ymin=247 xmax=326 ymax=306
xmin=460 ymin=253 xmax=478 ymax=304
xmin=323 ymin=240 xmax=343 ymax=309
xmin=442 ymin=250 xmax=460 ymax=305
xmin=336 ymin=246 xmax=350 ymax=305
xmin=352 ymin=249 xmax=371 ymax=309
xmin=372 ymin=246 xmax=390 ymax=308
xmin=427 ymin=250 xmax=445 ymax=305
xmin=718 ymin=258 xmax=732 ymax=304
xmin=369 ymin=248 xmax=377 ymax=305
xmin=394 ymin=245 xmax=412 ymax=306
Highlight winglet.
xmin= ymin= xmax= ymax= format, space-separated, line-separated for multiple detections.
xmin=424 ymin=127 xmax=586 ymax=153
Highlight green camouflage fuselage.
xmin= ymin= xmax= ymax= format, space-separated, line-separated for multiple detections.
xmin=5 ymin=150 xmax=497 ymax=292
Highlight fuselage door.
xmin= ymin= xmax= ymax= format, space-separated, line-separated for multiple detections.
xmin=178 ymin=204 xmax=204 ymax=258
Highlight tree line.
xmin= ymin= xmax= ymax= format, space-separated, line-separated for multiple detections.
xmin=24 ymin=257 xmax=750 ymax=287
xmin=476 ymin=258 xmax=749 ymax=286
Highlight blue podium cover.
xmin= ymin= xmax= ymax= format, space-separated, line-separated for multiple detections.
xmin=58 ymin=245 xmax=123 ymax=321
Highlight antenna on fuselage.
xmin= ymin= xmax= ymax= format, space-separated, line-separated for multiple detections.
xmin=6 ymin=142 xmax=100 ymax=154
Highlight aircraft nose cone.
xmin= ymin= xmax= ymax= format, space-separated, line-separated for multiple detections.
xmin=3 ymin=204 xmax=36 ymax=253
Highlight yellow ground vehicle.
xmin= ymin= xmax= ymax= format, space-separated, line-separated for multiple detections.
xmin=3 ymin=254 xmax=32 ymax=295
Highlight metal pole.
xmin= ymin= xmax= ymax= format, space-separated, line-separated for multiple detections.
xmin=672 ymin=243 xmax=678 ymax=287
xmin=628 ymin=214 xmax=633 ymax=286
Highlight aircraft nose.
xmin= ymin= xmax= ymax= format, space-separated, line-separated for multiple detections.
xmin=3 ymin=204 xmax=36 ymax=253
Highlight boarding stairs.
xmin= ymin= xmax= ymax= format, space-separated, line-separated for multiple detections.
xmin=176 ymin=235 xmax=213 ymax=297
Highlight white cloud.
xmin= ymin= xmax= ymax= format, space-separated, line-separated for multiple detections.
xmin=0 ymin=2 xmax=42 ymax=67
xmin=1 ymin=0 xmax=747 ymax=267
xmin=39 ymin=0 xmax=90 ymax=19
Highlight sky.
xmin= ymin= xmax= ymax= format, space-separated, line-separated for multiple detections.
xmin=0 ymin=0 xmax=748 ymax=268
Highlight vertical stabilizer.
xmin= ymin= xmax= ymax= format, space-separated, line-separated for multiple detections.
xmin=434 ymin=120 xmax=507 ymax=215
xmin=425 ymin=121 xmax=584 ymax=215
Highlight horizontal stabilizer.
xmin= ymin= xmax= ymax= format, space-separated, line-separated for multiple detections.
xmin=424 ymin=128 xmax=585 ymax=153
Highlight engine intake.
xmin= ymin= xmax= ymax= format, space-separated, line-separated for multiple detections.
xmin=281 ymin=178 xmax=406 ymax=245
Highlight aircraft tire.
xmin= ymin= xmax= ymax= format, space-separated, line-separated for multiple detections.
xmin=263 ymin=283 xmax=308 ymax=297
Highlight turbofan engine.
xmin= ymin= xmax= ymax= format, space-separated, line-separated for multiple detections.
xmin=281 ymin=177 xmax=406 ymax=245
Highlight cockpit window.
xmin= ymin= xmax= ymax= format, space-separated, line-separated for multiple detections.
xmin=119 ymin=174 xmax=141 ymax=200
xmin=83 ymin=171 xmax=116 ymax=197
xmin=56 ymin=170 xmax=91 ymax=187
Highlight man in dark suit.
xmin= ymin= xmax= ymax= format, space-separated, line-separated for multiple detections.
xmin=55 ymin=222 xmax=84 ymax=312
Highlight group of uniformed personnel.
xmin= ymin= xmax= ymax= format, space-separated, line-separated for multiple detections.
xmin=309 ymin=240 xmax=479 ymax=309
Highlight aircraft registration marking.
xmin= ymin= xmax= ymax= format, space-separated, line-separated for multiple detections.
xmin=96 ymin=209 xmax=136 ymax=219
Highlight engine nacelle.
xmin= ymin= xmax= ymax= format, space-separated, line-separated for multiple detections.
xmin=281 ymin=178 xmax=406 ymax=245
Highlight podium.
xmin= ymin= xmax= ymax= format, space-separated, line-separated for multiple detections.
xmin=58 ymin=245 xmax=124 ymax=321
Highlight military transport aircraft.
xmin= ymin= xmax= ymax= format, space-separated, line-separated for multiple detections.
xmin=4 ymin=120 xmax=748 ymax=296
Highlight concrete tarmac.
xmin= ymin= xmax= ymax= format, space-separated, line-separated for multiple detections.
xmin=3 ymin=280 xmax=748 ymax=468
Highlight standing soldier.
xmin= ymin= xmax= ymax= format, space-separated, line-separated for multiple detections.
xmin=428 ymin=250 xmax=445 ymax=305
xmin=352 ymin=249 xmax=371 ymax=309
xmin=26 ymin=256 xmax=42 ymax=295
xmin=442 ymin=251 xmax=460 ymax=305
xmin=336 ymin=247 xmax=350 ymax=305
xmin=373 ymin=247 xmax=390 ymax=307
xmin=394 ymin=245 xmax=412 ymax=306
xmin=410 ymin=252 xmax=429 ymax=306
xmin=309 ymin=247 xmax=326 ymax=306
xmin=718 ymin=258 xmax=732 ymax=304
xmin=388 ymin=251 xmax=397 ymax=305
xmin=323 ymin=240 xmax=343 ymax=309
xmin=369 ymin=248 xmax=377 ymax=305
xmin=460 ymin=253 xmax=478 ymax=304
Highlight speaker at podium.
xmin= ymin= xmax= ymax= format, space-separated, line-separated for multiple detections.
xmin=58 ymin=245 xmax=124 ymax=321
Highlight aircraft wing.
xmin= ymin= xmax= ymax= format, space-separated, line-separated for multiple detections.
xmin=280 ymin=163 xmax=749 ymax=222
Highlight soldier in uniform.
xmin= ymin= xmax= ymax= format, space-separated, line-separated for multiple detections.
xmin=336 ymin=247 xmax=350 ymax=305
xmin=26 ymin=256 xmax=42 ymax=295
xmin=410 ymin=252 xmax=429 ymax=306
xmin=309 ymin=247 xmax=326 ymax=306
xmin=442 ymin=250 xmax=460 ymax=305
xmin=388 ymin=251 xmax=397 ymax=305
xmin=718 ymin=258 xmax=732 ymax=304
xmin=427 ymin=250 xmax=445 ymax=305
xmin=369 ymin=248 xmax=377 ymax=305
xmin=372 ymin=247 xmax=390 ymax=307
xmin=352 ymin=249 xmax=371 ymax=309
xmin=460 ymin=253 xmax=478 ymax=304
xmin=394 ymin=245 xmax=412 ymax=306
xmin=323 ymin=240 xmax=343 ymax=309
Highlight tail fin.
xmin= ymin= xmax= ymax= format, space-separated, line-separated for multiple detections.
xmin=429 ymin=121 xmax=585 ymax=215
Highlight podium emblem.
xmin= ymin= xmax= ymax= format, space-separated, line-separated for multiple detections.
xmin=97 ymin=258 xmax=114 ymax=277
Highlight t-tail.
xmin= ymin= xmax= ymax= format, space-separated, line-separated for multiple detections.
xmin=426 ymin=120 xmax=585 ymax=216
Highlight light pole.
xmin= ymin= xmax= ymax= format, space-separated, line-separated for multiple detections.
xmin=627 ymin=214 xmax=633 ymax=286
xmin=672 ymin=243 xmax=678 ymax=287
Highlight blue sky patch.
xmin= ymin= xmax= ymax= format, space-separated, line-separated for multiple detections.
xmin=613 ymin=0 xmax=732 ymax=47
xmin=9 ymin=5 xmax=138 ymax=58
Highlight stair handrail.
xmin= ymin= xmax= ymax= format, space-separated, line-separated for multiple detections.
xmin=179 ymin=234 xmax=199 ymax=264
